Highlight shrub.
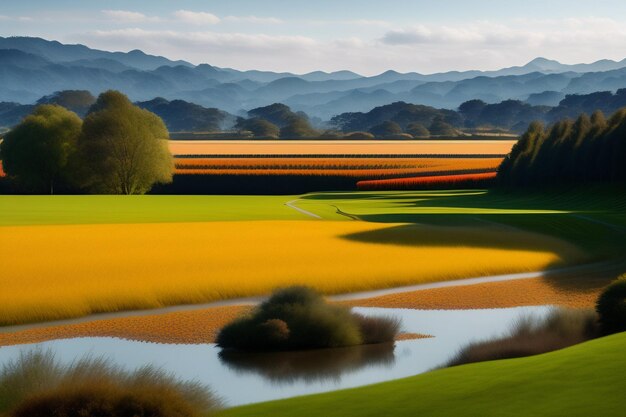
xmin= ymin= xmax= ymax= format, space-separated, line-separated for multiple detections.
xmin=0 ymin=350 xmax=220 ymax=417
xmin=216 ymin=286 xmax=400 ymax=351
xmin=11 ymin=383 xmax=201 ymax=417
xmin=447 ymin=308 xmax=599 ymax=367
xmin=596 ymin=275 xmax=626 ymax=334
xmin=354 ymin=314 xmax=401 ymax=344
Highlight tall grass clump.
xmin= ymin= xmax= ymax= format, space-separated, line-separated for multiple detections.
xmin=216 ymin=286 xmax=400 ymax=351
xmin=0 ymin=350 xmax=221 ymax=417
xmin=596 ymin=274 xmax=626 ymax=334
xmin=447 ymin=308 xmax=599 ymax=367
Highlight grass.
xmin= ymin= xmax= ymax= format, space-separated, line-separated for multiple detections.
xmin=0 ymin=195 xmax=307 ymax=226
xmin=218 ymin=332 xmax=626 ymax=417
xmin=1 ymin=187 xmax=622 ymax=326
xmin=0 ymin=350 xmax=220 ymax=416
xmin=0 ymin=220 xmax=576 ymax=326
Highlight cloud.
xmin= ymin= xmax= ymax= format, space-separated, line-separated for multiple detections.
xmin=173 ymin=10 xmax=220 ymax=25
xmin=223 ymin=15 xmax=283 ymax=24
xmin=102 ymin=10 xmax=159 ymax=23
xmin=70 ymin=17 xmax=626 ymax=75
xmin=0 ymin=15 xmax=34 ymax=22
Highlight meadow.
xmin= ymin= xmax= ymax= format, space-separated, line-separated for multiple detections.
xmin=1 ymin=187 xmax=624 ymax=326
xmin=218 ymin=332 xmax=626 ymax=417
xmin=0 ymin=219 xmax=575 ymax=326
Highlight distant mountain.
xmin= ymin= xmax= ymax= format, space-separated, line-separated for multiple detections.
xmin=136 ymin=97 xmax=236 ymax=132
xmin=3 ymin=36 xmax=626 ymax=121
xmin=0 ymin=37 xmax=192 ymax=70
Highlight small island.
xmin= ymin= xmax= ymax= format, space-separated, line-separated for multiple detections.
xmin=217 ymin=286 xmax=401 ymax=351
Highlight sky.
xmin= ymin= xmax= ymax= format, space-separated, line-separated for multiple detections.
xmin=2 ymin=0 xmax=626 ymax=75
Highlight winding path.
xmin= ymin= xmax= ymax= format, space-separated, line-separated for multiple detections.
xmin=284 ymin=199 xmax=322 ymax=219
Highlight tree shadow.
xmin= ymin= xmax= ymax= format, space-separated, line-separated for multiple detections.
xmin=218 ymin=342 xmax=395 ymax=385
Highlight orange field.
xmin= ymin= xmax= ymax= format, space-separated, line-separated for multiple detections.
xmin=174 ymin=157 xmax=503 ymax=178
xmin=357 ymin=172 xmax=498 ymax=190
xmin=175 ymin=157 xmax=502 ymax=177
xmin=168 ymin=140 xmax=516 ymax=156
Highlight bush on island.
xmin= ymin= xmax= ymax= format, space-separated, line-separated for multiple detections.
xmin=216 ymin=286 xmax=400 ymax=351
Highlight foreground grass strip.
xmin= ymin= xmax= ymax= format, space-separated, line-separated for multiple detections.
xmin=219 ymin=332 xmax=626 ymax=417
xmin=0 ymin=221 xmax=581 ymax=326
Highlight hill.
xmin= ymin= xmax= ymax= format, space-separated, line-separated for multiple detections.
xmin=220 ymin=332 xmax=626 ymax=417
xmin=3 ymin=37 xmax=626 ymax=119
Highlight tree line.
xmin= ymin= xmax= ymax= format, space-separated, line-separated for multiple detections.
xmin=0 ymin=91 xmax=173 ymax=194
xmin=497 ymin=109 xmax=626 ymax=186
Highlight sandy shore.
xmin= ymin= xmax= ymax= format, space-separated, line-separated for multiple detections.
xmin=0 ymin=273 xmax=603 ymax=347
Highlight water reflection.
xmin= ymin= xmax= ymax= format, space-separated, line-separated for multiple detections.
xmin=0 ymin=306 xmax=552 ymax=406
xmin=219 ymin=342 xmax=395 ymax=385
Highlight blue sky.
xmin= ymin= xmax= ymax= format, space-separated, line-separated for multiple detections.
xmin=3 ymin=1 xmax=626 ymax=74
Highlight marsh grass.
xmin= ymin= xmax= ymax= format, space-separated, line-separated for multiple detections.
xmin=0 ymin=350 xmax=221 ymax=417
xmin=447 ymin=308 xmax=600 ymax=367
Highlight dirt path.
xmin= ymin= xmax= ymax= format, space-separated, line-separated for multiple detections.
xmin=284 ymin=199 xmax=322 ymax=219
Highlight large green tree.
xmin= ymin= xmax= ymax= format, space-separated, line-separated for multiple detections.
xmin=0 ymin=104 xmax=82 ymax=194
xmin=76 ymin=90 xmax=173 ymax=194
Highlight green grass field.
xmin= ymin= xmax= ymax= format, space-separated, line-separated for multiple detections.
xmin=219 ymin=332 xmax=626 ymax=417
xmin=0 ymin=195 xmax=308 ymax=226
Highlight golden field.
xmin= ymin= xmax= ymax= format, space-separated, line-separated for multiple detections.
xmin=168 ymin=140 xmax=516 ymax=156
xmin=0 ymin=220 xmax=585 ymax=326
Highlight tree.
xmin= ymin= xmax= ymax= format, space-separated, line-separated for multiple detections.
xmin=75 ymin=90 xmax=173 ymax=194
xmin=0 ymin=104 xmax=82 ymax=193
xmin=240 ymin=118 xmax=280 ymax=138
xmin=429 ymin=116 xmax=458 ymax=136
xmin=369 ymin=121 xmax=402 ymax=137
xmin=37 ymin=90 xmax=96 ymax=117
xmin=458 ymin=99 xmax=486 ymax=127
xmin=406 ymin=123 xmax=430 ymax=138
xmin=279 ymin=117 xmax=317 ymax=139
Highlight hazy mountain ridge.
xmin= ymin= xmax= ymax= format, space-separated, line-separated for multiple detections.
xmin=3 ymin=37 xmax=626 ymax=121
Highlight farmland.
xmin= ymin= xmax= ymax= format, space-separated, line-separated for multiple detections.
xmin=2 ymin=187 xmax=625 ymax=326
xmin=174 ymin=157 xmax=502 ymax=178
xmin=0 ymin=219 xmax=577 ymax=325
xmin=168 ymin=140 xmax=517 ymax=156
xmin=163 ymin=139 xmax=512 ymax=193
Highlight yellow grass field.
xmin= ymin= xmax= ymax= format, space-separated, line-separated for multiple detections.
xmin=0 ymin=220 xmax=584 ymax=326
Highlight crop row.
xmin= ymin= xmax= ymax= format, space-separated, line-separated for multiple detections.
xmin=357 ymin=172 xmax=498 ymax=190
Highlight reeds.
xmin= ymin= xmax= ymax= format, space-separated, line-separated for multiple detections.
xmin=0 ymin=350 xmax=221 ymax=416
xmin=447 ymin=308 xmax=600 ymax=367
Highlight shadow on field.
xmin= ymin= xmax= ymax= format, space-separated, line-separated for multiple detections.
xmin=340 ymin=222 xmax=578 ymax=255
xmin=219 ymin=342 xmax=395 ymax=385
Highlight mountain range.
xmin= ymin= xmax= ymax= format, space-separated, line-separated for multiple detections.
xmin=2 ymin=36 xmax=626 ymax=121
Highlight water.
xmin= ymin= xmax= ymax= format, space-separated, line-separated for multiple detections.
xmin=0 ymin=306 xmax=552 ymax=406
